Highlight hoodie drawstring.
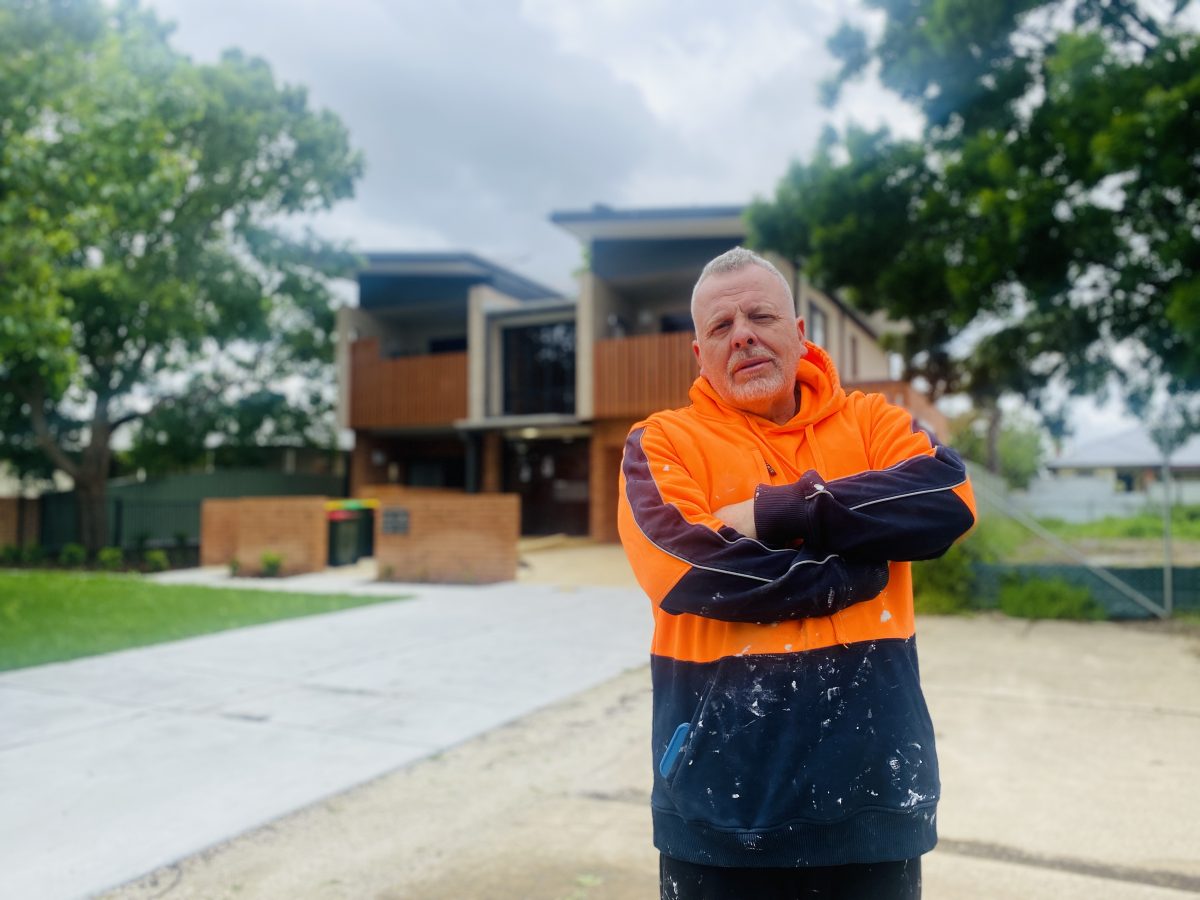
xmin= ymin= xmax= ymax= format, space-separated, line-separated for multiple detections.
xmin=805 ymin=423 xmax=829 ymax=476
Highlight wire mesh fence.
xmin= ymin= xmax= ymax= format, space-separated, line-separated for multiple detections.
xmin=943 ymin=461 xmax=1200 ymax=620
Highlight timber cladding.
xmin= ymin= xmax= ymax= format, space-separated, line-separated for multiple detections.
xmin=200 ymin=496 xmax=328 ymax=575
xmin=361 ymin=485 xmax=520 ymax=584
xmin=0 ymin=497 xmax=40 ymax=547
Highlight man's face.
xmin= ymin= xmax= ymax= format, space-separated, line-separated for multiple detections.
xmin=691 ymin=265 xmax=806 ymax=423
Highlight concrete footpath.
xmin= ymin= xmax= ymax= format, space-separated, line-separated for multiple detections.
xmin=0 ymin=573 xmax=652 ymax=900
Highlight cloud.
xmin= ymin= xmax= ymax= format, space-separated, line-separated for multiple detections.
xmin=146 ymin=0 xmax=918 ymax=290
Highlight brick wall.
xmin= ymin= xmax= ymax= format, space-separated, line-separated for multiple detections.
xmin=201 ymin=496 xmax=328 ymax=575
xmin=200 ymin=499 xmax=239 ymax=566
xmin=360 ymin=484 xmax=520 ymax=584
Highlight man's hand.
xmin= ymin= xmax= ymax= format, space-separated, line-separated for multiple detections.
xmin=714 ymin=498 xmax=757 ymax=539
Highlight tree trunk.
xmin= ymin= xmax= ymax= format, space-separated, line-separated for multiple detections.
xmin=985 ymin=405 xmax=1003 ymax=477
xmin=75 ymin=473 xmax=109 ymax=554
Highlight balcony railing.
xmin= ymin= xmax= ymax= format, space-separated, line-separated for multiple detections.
xmin=349 ymin=338 xmax=467 ymax=429
xmin=594 ymin=331 xmax=697 ymax=419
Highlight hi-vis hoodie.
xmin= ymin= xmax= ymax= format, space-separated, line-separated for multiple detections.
xmin=618 ymin=342 xmax=976 ymax=868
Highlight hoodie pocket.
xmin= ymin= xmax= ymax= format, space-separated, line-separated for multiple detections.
xmin=659 ymin=661 xmax=723 ymax=787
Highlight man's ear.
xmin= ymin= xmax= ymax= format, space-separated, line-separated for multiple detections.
xmin=796 ymin=317 xmax=806 ymax=343
xmin=692 ymin=339 xmax=702 ymax=371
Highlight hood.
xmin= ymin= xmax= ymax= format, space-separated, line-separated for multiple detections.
xmin=689 ymin=341 xmax=847 ymax=432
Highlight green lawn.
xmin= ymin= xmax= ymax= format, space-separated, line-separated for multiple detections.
xmin=0 ymin=569 xmax=408 ymax=672
xmin=1036 ymin=507 xmax=1200 ymax=541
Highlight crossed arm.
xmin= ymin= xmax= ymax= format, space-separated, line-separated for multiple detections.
xmin=618 ymin=398 xmax=976 ymax=624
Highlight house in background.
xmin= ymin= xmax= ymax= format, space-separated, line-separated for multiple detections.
xmin=337 ymin=205 xmax=948 ymax=542
xmin=1016 ymin=428 xmax=1200 ymax=522
xmin=336 ymin=252 xmax=583 ymax=535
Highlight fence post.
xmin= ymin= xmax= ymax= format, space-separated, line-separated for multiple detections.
xmin=1162 ymin=460 xmax=1174 ymax=617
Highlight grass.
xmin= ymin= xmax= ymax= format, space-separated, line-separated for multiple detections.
xmin=0 ymin=569 xmax=408 ymax=672
xmin=1036 ymin=506 xmax=1200 ymax=541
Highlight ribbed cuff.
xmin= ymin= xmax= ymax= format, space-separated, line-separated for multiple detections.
xmin=753 ymin=470 xmax=824 ymax=547
xmin=846 ymin=560 xmax=891 ymax=602
xmin=753 ymin=482 xmax=805 ymax=546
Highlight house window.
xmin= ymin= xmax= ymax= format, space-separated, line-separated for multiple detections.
xmin=850 ymin=335 xmax=859 ymax=378
xmin=808 ymin=305 xmax=828 ymax=348
xmin=501 ymin=321 xmax=576 ymax=415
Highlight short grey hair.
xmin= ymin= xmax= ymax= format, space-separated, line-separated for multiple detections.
xmin=690 ymin=247 xmax=794 ymax=322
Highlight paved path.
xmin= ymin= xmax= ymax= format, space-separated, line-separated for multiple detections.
xmin=0 ymin=576 xmax=652 ymax=900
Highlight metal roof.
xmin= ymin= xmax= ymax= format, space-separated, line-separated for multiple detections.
xmin=550 ymin=204 xmax=747 ymax=242
xmin=360 ymin=252 xmax=561 ymax=302
xmin=1049 ymin=427 xmax=1200 ymax=468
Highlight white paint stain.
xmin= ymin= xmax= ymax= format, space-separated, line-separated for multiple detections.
xmin=880 ymin=609 xmax=893 ymax=623
xmin=732 ymin=793 xmax=740 ymax=799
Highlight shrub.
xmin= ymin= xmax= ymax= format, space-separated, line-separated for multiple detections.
xmin=97 ymin=546 xmax=124 ymax=571
xmin=143 ymin=549 xmax=170 ymax=572
xmin=229 ymin=558 xmax=241 ymax=577
xmin=997 ymin=576 xmax=1104 ymax=620
xmin=20 ymin=544 xmax=46 ymax=566
xmin=912 ymin=543 xmax=977 ymax=615
xmin=59 ymin=543 xmax=87 ymax=567
xmin=260 ymin=552 xmax=283 ymax=578
xmin=0 ymin=544 xmax=21 ymax=566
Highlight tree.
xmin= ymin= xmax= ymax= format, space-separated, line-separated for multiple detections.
xmin=0 ymin=0 xmax=363 ymax=551
xmin=749 ymin=0 xmax=1200 ymax=442
xmin=951 ymin=411 xmax=1046 ymax=490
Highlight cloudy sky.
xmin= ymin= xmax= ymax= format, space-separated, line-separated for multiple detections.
xmin=143 ymin=0 xmax=918 ymax=292
xmin=143 ymin=0 xmax=1140 ymax=445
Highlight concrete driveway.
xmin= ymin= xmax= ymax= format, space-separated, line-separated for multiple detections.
xmin=3 ymin=547 xmax=1199 ymax=899
xmin=0 ymin=574 xmax=652 ymax=900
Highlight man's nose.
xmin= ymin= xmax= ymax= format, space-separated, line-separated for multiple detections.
xmin=730 ymin=316 xmax=757 ymax=347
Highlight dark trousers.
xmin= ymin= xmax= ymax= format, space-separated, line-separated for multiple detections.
xmin=659 ymin=854 xmax=922 ymax=900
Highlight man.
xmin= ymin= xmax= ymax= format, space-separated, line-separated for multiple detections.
xmin=618 ymin=247 xmax=976 ymax=899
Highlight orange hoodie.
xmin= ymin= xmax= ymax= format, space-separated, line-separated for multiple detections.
xmin=618 ymin=342 xmax=975 ymax=868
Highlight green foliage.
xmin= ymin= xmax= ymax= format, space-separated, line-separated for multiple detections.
xmin=19 ymin=544 xmax=45 ymax=566
xmin=0 ymin=0 xmax=363 ymax=548
xmin=952 ymin=413 xmax=1046 ymax=488
xmin=260 ymin=551 xmax=283 ymax=578
xmin=997 ymin=576 xmax=1105 ymax=620
xmin=0 ymin=570 xmax=407 ymax=671
xmin=143 ymin=549 xmax=169 ymax=572
xmin=912 ymin=543 xmax=977 ymax=615
xmin=96 ymin=546 xmax=124 ymax=571
xmin=58 ymin=543 xmax=87 ymax=568
xmin=750 ymin=0 xmax=1200 ymax=429
xmin=229 ymin=558 xmax=241 ymax=577
xmin=1038 ymin=507 xmax=1200 ymax=541
xmin=0 ymin=545 xmax=20 ymax=566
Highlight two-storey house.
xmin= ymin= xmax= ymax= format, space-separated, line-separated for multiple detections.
xmin=338 ymin=206 xmax=946 ymax=543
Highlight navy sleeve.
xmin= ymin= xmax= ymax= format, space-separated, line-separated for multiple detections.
xmin=753 ymin=444 xmax=976 ymax=561
xmin=622 ymin=426 xmax=890 ymax=623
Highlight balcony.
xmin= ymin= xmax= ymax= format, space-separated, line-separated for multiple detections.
xmin=349 ymin=338 xmax=467 ymax=429
xmin=594 ymin=331 xmax=697 ymax=419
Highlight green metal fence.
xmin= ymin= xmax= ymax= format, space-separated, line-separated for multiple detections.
xmin=39 ymin=469 xmax=344 ymax=553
